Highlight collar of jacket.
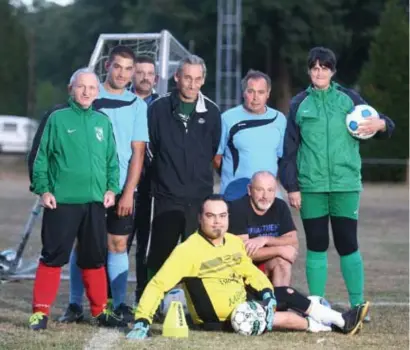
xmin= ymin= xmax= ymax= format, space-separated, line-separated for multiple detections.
xmin=170 ymin=89 xmax=208 ymax=113
xmin=68 ymin=97 xmax=94 ymax=116
xmin=307 ymin=81 xmax=339 ymax=97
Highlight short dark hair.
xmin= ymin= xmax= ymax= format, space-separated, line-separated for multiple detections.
xmin=135 ymin=55 xmax=156 ymax=66
xmin=108 ymin=45 xmax=136 ymax=63
xmin=199 ymin=194 xmax=228 ymax=215
xmin=241 ymin=69 xmax=272 ymax=92
xmin=307 ymin=47 xmax=337 ymax=72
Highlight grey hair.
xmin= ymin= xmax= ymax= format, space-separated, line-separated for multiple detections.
xmin=68 ymin=67 xmax=100 ymax=86
xmin=176 ymin=55 xmax=207 ymax=78
xmin=250 ymin=171 xmax=276 ymax=185
xmin=241 ymin=69 xmax=272 ymax=92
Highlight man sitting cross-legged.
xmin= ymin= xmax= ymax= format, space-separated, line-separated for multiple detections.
xmin=228 ymin=171 xmax=298 ymax=286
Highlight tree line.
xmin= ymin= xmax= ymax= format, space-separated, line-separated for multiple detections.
xmin=1 ymin=0 xmax=408 ymax=181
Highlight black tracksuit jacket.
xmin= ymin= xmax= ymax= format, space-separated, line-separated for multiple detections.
xmin=148 ymin=89 xmax=221 ymax=202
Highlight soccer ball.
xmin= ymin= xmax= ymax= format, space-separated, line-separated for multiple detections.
xmin=230 ymin=301 xmax=267 ymax=336
xmin=346 ymin=104 xmax=379 ymax=140
xmin=308 ymin=295 xmax=331 ymax=308
xmin=308 ymin=295 xmax=332 ymax=326
xmin=160 ymin=288 xmax=188 ymax=315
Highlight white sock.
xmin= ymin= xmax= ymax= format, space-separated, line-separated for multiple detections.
xmin=307 ymin=317 xmax=332 ymax=333
xmin=308 ymin=302 xmax=345 ymax=328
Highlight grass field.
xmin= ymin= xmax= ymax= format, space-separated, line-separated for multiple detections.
xmin=0 ymin=175 xmax=408 ymax=350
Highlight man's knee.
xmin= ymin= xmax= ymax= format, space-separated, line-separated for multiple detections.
xmin=266 ymin=257 xmax=293 ymax=270
xmin=108 ymin=234 xmax=128 ymax=253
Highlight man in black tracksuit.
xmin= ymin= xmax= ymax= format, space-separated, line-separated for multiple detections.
xmin=146 ymin=55 xmax=221 ymax=279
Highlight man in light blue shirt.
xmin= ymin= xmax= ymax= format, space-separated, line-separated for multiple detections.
xmin=96 ymin=84 xmax=148 ymax=191
xmin=214 ymin=70 xmax=287 ymax=201
xmin=60 ymin=46 xmax=148 ymax=325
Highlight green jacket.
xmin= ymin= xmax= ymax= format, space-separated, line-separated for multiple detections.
xmin=28 ymin=98 xmax=120 ymax=203
xmin=280 ymin=82 xmax=395 ymax=193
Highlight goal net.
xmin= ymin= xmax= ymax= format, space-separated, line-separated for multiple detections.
xmin=88 ymin=30 xmax=191 ymax=95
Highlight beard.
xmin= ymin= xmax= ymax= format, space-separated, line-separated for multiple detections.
xmin=199 ymin=227 xmax=224 ymax=240
xmin=251 ymin=197 xmax=273 ymax=212
xmin=212 ymin=228 xmax=222 ymax=237
xmin=135 ymin=80 xmax=152 ymax=93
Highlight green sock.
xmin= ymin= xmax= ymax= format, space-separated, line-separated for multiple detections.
xmin=306 ymin=250 xmax=328 ymax=297
xmin=340 ymin=250 xmax=364 ymax=306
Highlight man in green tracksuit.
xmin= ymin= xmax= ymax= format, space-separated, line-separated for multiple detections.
xmin=28 ymin=68 xmax=125 ymax=330
xmin=280 ymin=47 xmax=395 ymax=319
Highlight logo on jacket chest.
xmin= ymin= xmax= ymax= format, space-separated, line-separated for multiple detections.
xmin=95 ymin=127 xmax=104 ymax=142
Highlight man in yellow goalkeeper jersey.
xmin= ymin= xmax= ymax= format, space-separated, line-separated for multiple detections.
xmin=127 ymin=195 xmax=369 ymax=339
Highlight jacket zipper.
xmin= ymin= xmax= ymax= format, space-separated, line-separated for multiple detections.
xmin=323 ymin=93 xmax=331 ymax=192
xmin=83 ymin=113 xmax=93 ymax=198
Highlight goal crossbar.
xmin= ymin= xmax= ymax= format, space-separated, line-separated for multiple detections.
xmin=88 ymin=30 xmax=191 ymax=95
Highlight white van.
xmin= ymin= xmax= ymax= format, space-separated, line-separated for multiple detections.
xmin=0 ymin=116 xmax=39 ymax=154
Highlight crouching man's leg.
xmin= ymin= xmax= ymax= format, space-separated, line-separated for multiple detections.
xmin=265 ymin=257 xmax=292 ymax=286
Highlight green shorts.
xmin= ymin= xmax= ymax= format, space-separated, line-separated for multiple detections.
xmin=300 ymin=192 xmax=360 ymax=220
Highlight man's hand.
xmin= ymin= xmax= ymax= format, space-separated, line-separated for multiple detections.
xmin=103 ymin=190 xmax=116 ymax=208
xmin=288 ymin=191 xmax=301 ymax=210
xmin=244 ymin=236 xmax=268 ymax=257
xmin=126 ymin=319 xmax=150 ymax=340
xmin=41 ymin=192 xmax=57 ymax=209
xmin=117 ymin=191 xmax=134 ymax=217
xmin=278 ymin=245 xmax=298 ymax=264
xmin=357 ymin=116 xmax=386 ymax=136
xmin=262 ymin=290 xmax=277 ymax=332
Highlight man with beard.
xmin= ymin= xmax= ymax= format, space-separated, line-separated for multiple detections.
xmin=126 ymin=194 xmax=369 ymax=340
xmin=228 ymin=171 xmax=298 ymax=286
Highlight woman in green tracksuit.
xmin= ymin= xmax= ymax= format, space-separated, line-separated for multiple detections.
xmin=280 ymin=47 xmax=395 ymax=315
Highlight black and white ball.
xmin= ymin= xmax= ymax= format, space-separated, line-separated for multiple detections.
xmin=230 ymin=301 xmax=267 ymax=336
xmin=346 ymin=104 xmax=379 ymax=140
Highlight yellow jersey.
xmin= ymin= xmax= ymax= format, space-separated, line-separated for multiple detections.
xmin=135 ymin=231 xmax=273 ymax=325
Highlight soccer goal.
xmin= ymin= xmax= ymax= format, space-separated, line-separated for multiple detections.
xmin=88 ymin=30 xmax=192 ymax=95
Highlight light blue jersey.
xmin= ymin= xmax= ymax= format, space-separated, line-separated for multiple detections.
xmin=94 ymin=84 xmax=149 ymax=190
xmin=217 ymin=105 xmax=287 ymax=201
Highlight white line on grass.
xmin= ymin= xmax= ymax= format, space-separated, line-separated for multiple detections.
xmin=84 ymin=328 xmax=121 ymax=350
xmin=332 ymin=301 xmax=409 ymax=307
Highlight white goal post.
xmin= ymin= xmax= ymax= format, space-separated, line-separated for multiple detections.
xmin=88 ymin=30 xmax=192 ymax=95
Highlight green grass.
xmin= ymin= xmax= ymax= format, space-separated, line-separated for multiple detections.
xmin=0 ymin=181 xmax=408 ymax=349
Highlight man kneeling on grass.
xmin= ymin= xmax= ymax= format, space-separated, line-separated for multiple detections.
xmin=27 ymin=68 xmax=126 ymax=330
xmin=126 ymin=195 xmax=369 ymax=340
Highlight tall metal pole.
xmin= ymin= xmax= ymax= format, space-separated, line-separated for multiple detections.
xmin=216 ymin=0 xmax=223 ymax=108
xmin=216 ymin=0 xmax=242 ymax=112
xmin=235 ymin=0 xmax=242 ymax=104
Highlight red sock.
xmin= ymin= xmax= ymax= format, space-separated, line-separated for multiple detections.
xmin=82 ymin=267 xmax=108 ymax=317
xmin=32 ymin=261 xmax=61 ymax=315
